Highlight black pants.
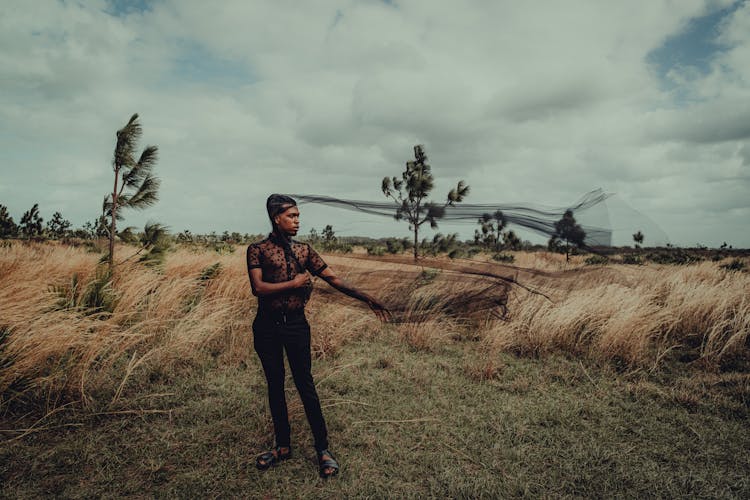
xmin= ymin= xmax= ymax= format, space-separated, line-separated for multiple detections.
xmin=253 ymin=310 xmax=328 ymax=452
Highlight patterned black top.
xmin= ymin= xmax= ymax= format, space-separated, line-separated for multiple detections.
xmin=246 ymin=232 xmax=328 ymax=313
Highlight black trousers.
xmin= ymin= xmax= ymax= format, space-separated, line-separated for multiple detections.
xmin=253 ymin=310 xmax=329 ymax=452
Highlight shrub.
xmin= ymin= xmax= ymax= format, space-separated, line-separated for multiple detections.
xmin=621 ymin=254 xmax=643 ymax=265
xmin=367 ymin=245 xmax=385 ymax=256
xmin=645 ymin=249 xmax=703 ymax=265
xmin=448 ymin=248 xmax=465 ymax=259
xmin=720 ymin=259 xmax=745 ymax=272
xmin=584 ymin=254 xmax=609 ymax=265
xmin=491 ymin=253 xmax=515 ymax=263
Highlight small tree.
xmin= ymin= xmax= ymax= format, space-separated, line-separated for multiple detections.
xmin=322 ymin=224 xmax=337 ymax=250
xmin=105 ymin=114 xmax=160 ymax=270
xmin=382 ymin=145 xmax=469 ymax=261
xmin=502 ymin=230 xmax=521 ymax=251
xmin=0 ymin=204 xmax=18 ymax=238
xmin=475 ymin=210 xmax=506 ymax=250
xmin=550 ymin=209 xmax=586 ymax=262
xmin=307 ymin=227 xmax=321 ymax=246
xmin=46 ymin=211 xmax=72 ymax=239
xmin=177 ymin=229 xmax=194 ymax=244
xmin=20 ymin=203 xmax=44 ymax=239
xmin=94 ymin=215 xmax=110 ymax=239
xmin=633 ymin=230 xmax=644 ymax=249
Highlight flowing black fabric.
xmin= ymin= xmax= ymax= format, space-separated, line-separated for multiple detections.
xmin=290 ymin=189 xmax=613 ymax=246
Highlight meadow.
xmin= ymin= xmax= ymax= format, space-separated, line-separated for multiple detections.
xmin=1 ymin=241 xmax=748 ymax=498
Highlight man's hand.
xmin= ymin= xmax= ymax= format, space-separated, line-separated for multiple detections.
xmin=291 ymin=272 xmax=312 ymax=288
xmin=366 ymin=296 xmax=392 ymax=323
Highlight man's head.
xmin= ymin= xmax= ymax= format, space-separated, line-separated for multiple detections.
xmin=266 ymin=194 xmax=300 ymax=236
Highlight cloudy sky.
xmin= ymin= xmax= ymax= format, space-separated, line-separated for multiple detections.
xmin=1 ymin=0 xmax=749 ymax=247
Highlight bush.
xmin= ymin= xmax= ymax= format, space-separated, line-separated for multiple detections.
xmin=448 ymin=248 xmax=465 ymax=259
xmin=720 ymin=259 xmax=745 ymax=272
xmin=491 ymin=253 xmax=515 ymax=263
xmin=326 ymin=243 xmax=352 ymax=254
xmin=367 ymin=245 xmax=385 ymax=256
xmin=584 ymin=255 xmax=609 ymax=265
xmin=645 ymin=249 xmax=703 ymax=265
xmin=621 ymin=254 xmax=643 ymax=265
xmin=51 ymin=267 xmax=116 ymax=315
xmin=210 ymin=241 xmax=235 ymax=255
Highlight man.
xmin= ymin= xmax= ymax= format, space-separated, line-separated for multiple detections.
xmin=247 ymin=194 xmax=390 ymax=478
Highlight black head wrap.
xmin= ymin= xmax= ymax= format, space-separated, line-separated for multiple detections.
xmin=266 ymin=194 xmax=297 ymax=228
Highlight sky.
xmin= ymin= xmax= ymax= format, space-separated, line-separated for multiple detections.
xmin=1 ymin=0 xmax=749 ymax=247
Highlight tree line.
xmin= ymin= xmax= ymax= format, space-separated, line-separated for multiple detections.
xmin=0 ymin=203 xmax=107 ymax=240
xmin=3 ymin=116 xmax=705 ymax=266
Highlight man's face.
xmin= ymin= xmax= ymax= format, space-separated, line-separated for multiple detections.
xmin=275 ymin=205 xmax=300 ymax=236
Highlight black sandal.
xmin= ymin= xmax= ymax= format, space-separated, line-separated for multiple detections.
xmin=317 ymin=449 xmax=340 ymax=479
xmin=256 ymin=445 xmax=292 ymax=470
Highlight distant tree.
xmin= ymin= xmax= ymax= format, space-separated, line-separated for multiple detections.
xmin=19 ymin=203 xmax=44 ymax=239
xmin=71 ymin=221 xmax=94 ymax=239
xmin=177 ymin=229 xmax=194 ymax=243
xmin=105 ymin=113 xmax=160 ymax=270
xmin=382 ymin=145 xmax=469 ymax=261
xmin=424 ymin=232 xmax=459 ymax=256
xmin=307 ymin=227 xmax=321 ymax=246
xmin=46 ymin=211 xmax=72 ymax=239
xmin=502 ymin=230 xmax=521 ymax=251
xmin=94 ymin=215 xmax=109 ymax=238
xmin=549 ymin=209 xmax=586 ymax=262
xmin=0 ymin=204 xmax=18 ymax=238
xmin=322 ymin=224 xmax=337 ymax=250
xmin=474 ymin=210 xmax=506 ymax=250
xmin=633 ymin=230 xmax=644 ymax=249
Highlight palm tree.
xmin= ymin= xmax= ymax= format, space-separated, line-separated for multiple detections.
xmin=106 ymin=114 xmax=160 ymax=270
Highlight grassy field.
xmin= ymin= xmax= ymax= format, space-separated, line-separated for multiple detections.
xmin=1 ymin=242 xmax=749 ymax=497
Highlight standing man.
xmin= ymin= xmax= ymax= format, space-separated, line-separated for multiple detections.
xmin=247 ymin=194 xmax=390 ymax=478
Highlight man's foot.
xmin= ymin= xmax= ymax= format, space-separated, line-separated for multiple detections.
xmin=256 ymin=445 xmax=291 ymax=470
xmin=317 ymin=449 xmax=339 ymax=478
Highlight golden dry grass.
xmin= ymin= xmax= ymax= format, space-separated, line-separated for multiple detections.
xmin=1 ymin=242 xmax=748 ymax=410
xmin=485 ymin=261 xmax=750 ymax=370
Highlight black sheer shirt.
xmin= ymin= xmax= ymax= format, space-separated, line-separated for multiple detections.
xmin=246 ymin=233 xmax=328 ymax=313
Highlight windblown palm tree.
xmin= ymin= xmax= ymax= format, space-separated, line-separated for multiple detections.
xmin=105 ymin=114 xmax=160 ymax=270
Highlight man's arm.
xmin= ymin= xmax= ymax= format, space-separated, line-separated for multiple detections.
xmin=317 ymin=267 xmax=391 ymax=322
xmin=248 ymin=268 xmax=310 ymax=297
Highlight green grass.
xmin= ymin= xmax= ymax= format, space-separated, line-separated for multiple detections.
xmin=2 ymin=333 xmax=749 ymax=498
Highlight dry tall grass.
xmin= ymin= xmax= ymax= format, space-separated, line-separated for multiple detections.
xmin=485 ymin=261 xmax=750 ymax=370
xmin=1 ymin=242 xmax=748 ymax=411
xmin=0 ymin=243 xmax=255 ymax=408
